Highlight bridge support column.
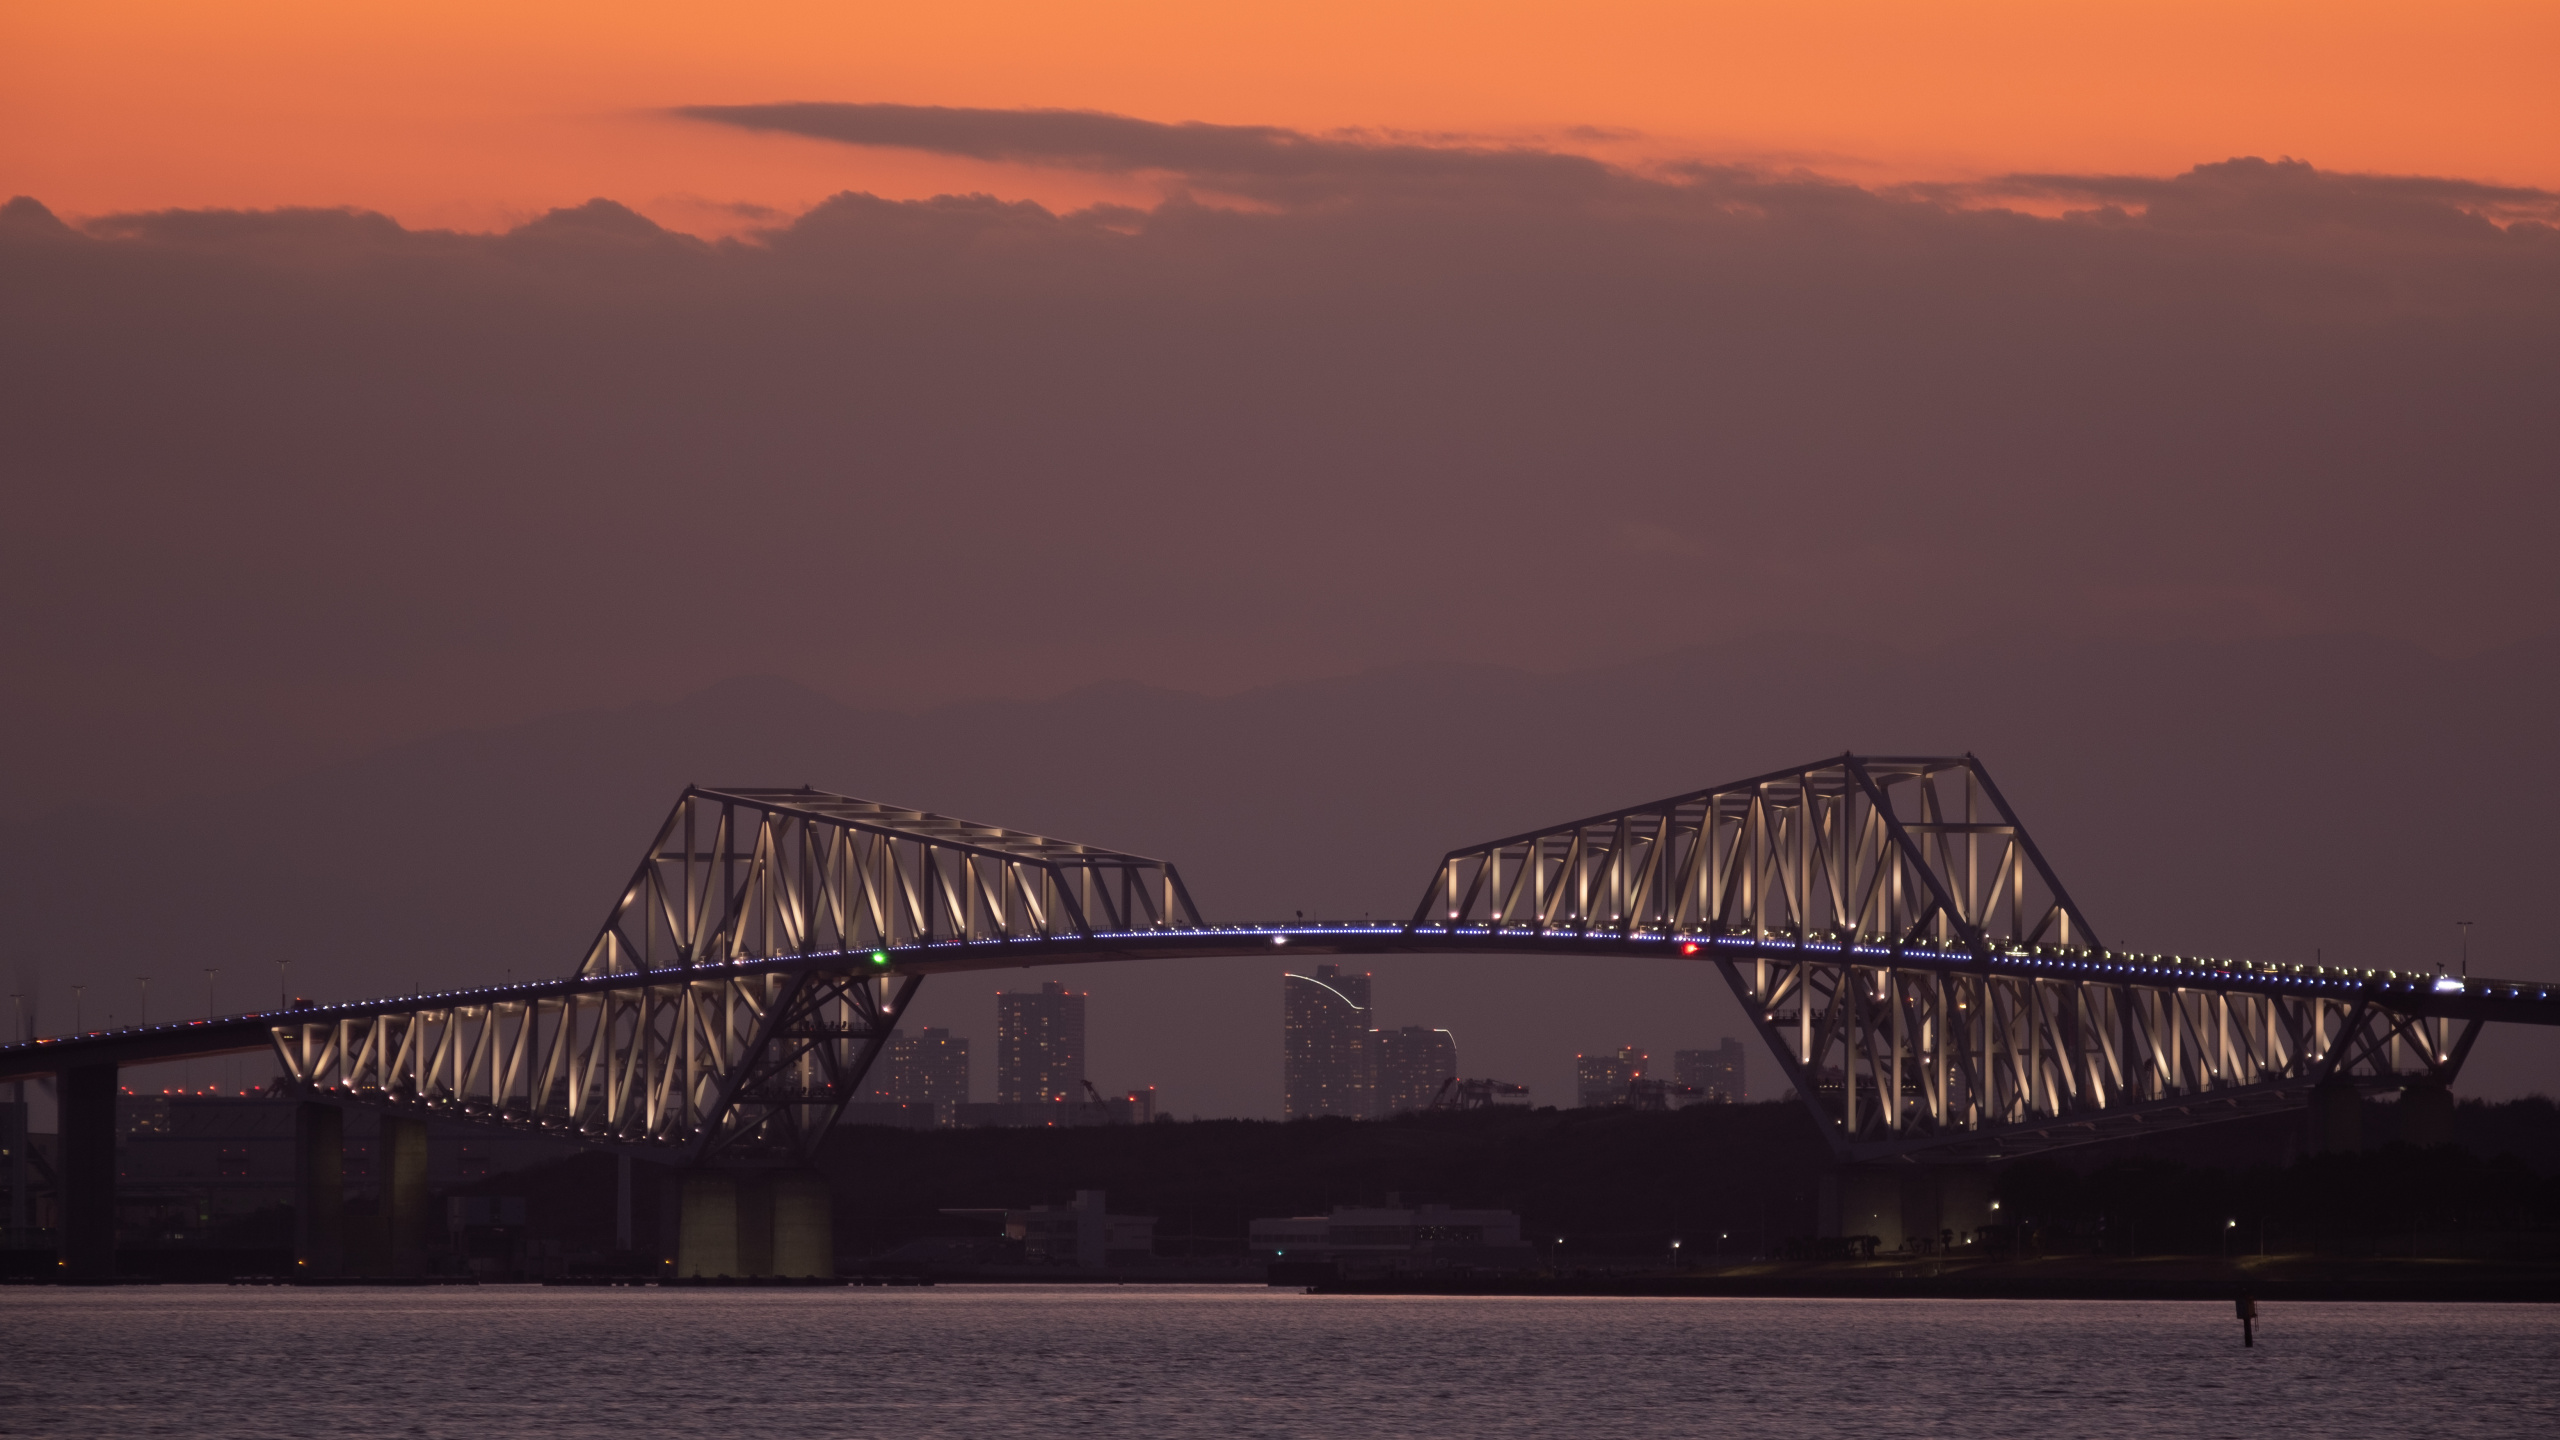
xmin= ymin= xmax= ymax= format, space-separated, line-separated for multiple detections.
xmin=1931 ymin=1166 xmax=1995 ymax=1252
xmin=614 ymin=1153 xmax=633 ymax=1252
xmin=1819 ymin=1165 xmax=1906 ymax=1254
xmin=2398 ymin=1079 xmax=2455 ymax=1149
xmin=677 ymin=1173 xmax=739 ymax=1278
xmin=381 ymin=1114 xmax=430 ymax=1277
xmin=770 ymin=1171 xmax=834 ymax=1279
xmin=59 ymin=1062 xmax=117 ymax=1284
xmin=673 ymin=1171 xmax=833 ymax=1278
xmin=295 ymin=1102 xmax=345 ymax=1278
xmin=2308 ymin=1079 xmax=2363 ymax=1155
xmin=736 ymin=1173 xmax=775 ymax=1277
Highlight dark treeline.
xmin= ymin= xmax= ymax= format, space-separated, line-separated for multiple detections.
xmin=444 ymin=1096 xmax=2560 ymax=1262
xmin=820 ymin=1103 xmax=1833 ymax=1258
xmin=1997 ymin=1104 xmax=2560 ymax=1258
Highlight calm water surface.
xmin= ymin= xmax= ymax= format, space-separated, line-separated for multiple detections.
xmin=2 ymin=1286 xmax=2553 ymax=1438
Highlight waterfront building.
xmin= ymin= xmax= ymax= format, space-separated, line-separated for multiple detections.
xmin=1574 ymin=1045 xmax=1649 ymax=1108
xmin=1374 ymin=1025 xmax=1459 ymax=1115
xmin=1674 ymin=1037 xmax=1748 ymax=1103
xmin=943 ymin=1189 xmax=1156 ymax=1268
xmin=1248 ymin=1201 xmax=1529 ymax=1266
xmin=995 ymin=982 xmax=1086 ymax=1105
xmin=889 ymin=1026 xmax=971 ymax=1124
xmin=1283 ymin=966 xmax=1373 ymax=1118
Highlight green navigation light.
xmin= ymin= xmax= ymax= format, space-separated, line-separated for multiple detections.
xmin=870 ymin=950 xmax=891 ymax=967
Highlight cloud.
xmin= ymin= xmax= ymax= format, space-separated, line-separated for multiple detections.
xmin=674 ymin=102 xmax=1618 ymax=203
xmin=1 ymin=128 xmax=2554 ymax=810
xmin=1957 ymin=156 xmax=2560 ymax=231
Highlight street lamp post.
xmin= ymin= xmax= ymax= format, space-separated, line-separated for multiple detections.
xmin=1669 ymin=1238 xmax=1681 ymax=1274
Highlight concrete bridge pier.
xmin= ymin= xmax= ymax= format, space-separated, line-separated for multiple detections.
xmin=295 ymin=1102 xmax=345 ymax=1277
xmin=58 ymin=1062 xmax=117 ymax=1284
xmin=2399 ymin=1079 xmax=2455 ymax=1148
xmin=2309 ymin=1078 xmax=2364 ymax=1154
xmin=380 ymin=1114 xmax=430 ymax=1277
xmin=1820 ymin=1163 xmax=1996 ymax=1255
xmin=677 ymin=1169 xmax=834 ymax=1278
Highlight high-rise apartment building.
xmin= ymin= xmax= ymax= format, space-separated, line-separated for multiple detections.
xmin=1283 ymin=966 xmax=1373 ymax=1118
xmin=889 ymin=1027 xmax=971 ymax=1123
xmin=996 ymin=982 xmax=1086 ymax=1104
xmin=1674 ymin=1038 xmax=1748 ymax=1103
xmin=1574 ymin=1045 xmax=1649 ymax=1107
xmin=1374 ymin=1025 xmax=1459 ymax=1115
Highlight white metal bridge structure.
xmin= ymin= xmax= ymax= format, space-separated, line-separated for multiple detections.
xmin=8 ymin=755 xmax=2556 ymax=1279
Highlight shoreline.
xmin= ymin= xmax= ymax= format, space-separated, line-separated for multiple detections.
xmin=1308 ymin=1256 xmax=2560 ymax=1302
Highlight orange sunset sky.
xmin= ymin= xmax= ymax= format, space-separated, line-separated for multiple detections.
xmin=7 ymin=0 xmax=2556 ymax=235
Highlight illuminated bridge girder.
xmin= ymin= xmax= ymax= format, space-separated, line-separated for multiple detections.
xmin=1415 ymin=753 xmax=2501 ymax=1161
xmin=7 ymin=760 xmax=2556 ymax=1167
xmin=267 ymin=966 xmax=919 ymax=1167
xmin=580 ymin=786 xmax=1202 ymax=978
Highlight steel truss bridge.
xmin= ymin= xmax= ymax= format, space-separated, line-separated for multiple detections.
xmin=8 ymin=757 xmax=2556 ymax=1179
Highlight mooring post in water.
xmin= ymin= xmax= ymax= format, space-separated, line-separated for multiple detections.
xmin=2235 ymin=1294 xmax=2257 ymax=1347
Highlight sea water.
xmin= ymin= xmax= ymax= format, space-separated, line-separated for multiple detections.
xmin=2 ymin=1285 xmax=2552 ymax=1438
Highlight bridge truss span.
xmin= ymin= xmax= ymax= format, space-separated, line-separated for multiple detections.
xmin=270 ymin=964 xmax=918 ymax=1166
xmin=9 ymin=759 xmax=2556 ymax=1176
xmin=1416 ymin=754 xmax=2490 ymax=1161
xmin=580 ymin=786 xmax=1202 ymax=978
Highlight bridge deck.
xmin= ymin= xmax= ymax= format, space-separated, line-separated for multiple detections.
xmin=7 ymin=924 xmax=2556 ymax=1083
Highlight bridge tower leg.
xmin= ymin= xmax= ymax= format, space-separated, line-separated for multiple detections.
xmin=2398 ymin=1079 xmax=2455 ymax=1149
xmin=58 ymin=1062 xmax=117 ymax=1284
xmin=295 ymin=1103 xmax=345 ymax=1278
xmin=677 ymin=1172 xmax=739 ymax=1278
xmin=380 ymin=1114 xmax=430 ymax=1277
xmin=673 ymin=1169 xmax=836 ymax=1279
xmin=770 ymin=1171 xmax=834 ymax=1279
xmin=1819 ymin=1165 xmax=1906 ymax=1254
xmin=736 ymin=1173 xmax=775 ymax=1277
xmin=2308 ymin=1078 xmax=2363 ymax=1155
xmin=1931 ymin=1165 xmax=1995 ymax=1252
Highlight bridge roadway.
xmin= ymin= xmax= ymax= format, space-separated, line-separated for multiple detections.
xmin=8 ymin=923 xmax=2560 ymax=1088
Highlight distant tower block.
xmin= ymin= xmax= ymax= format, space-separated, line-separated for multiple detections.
xmin=890 ymin=1027 xmax=971 ymax=1125
xmin=996 ymin=983 xmax=1086 ymax=1105
xmin=1675 ymin=1038 xmax=1748 ymax=1103
xmin=1375 ymin=1026 xmax=1459 ymax=1116
xmin=1575 ymin=1046 xmax=1649 ymax=1108
xmin=1284 ymin=966 xmax=1373 ymax=1118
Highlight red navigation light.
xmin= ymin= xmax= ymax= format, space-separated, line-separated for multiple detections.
xmin=1681 ymin=943 xmax=1700 ymax=956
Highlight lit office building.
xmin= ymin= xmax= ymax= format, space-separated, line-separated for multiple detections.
xmin=1574 ymin=1045 xmax=1649 ymax=1108
xmin=996 ymin=982 xmax=1086 ymax=1104
xmin=1374 ymin=1025 xmax=1459 ymax=1115
xmin=1674 ymin=1038 xmax=1748 ymax=1103
xmin=1283 ymin=966 xmax=1373 ymax=1118
xmin=890 ymin=1027 xmax=972 ymax=1124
